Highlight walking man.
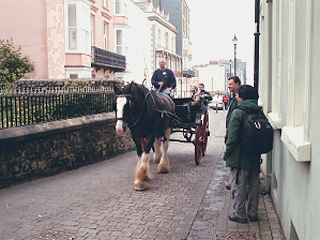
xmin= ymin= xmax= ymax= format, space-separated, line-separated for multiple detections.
xmin=223 ymin=95 xmax=229 ymax=110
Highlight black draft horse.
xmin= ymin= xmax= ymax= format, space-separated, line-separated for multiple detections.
xmin=114 ymin=82 xmax=175 ymax=191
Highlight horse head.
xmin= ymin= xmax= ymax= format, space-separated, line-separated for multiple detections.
xmin=114 ymin=82 xmax=143 ymax=135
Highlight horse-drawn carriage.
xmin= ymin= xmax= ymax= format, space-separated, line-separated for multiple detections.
xmin=114 ymin=82 xmax=210 ymax=190
xmin=170 ymin=97 xmax=210 ymax=165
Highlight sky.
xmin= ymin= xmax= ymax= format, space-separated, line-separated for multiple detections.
xmin=187 ymin=0 xmax=256 ymax=85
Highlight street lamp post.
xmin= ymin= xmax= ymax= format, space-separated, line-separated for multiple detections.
xmin=226 ymin=69 xmax=229 ymax=92
xmin=232 ymin=34 xmax=238 ymax=76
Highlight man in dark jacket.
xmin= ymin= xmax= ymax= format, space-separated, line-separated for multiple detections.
xmin=226 ymin=76 xmax=241 ymax=127
xmin=225 ymin=76 xmax=241 ymax=190
xmin=198 ymin=83 xmax=213 ymax=106
xmin=224 ymin=85 xmax=261 ymax=224
xmin=151 ymin=58 xmax=176 ymax=95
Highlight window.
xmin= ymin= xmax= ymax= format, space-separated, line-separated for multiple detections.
xmin=66 ymin=1 xmax=91 ymax=54
xmin=171 ymin=37 xmax=174 ymax=52
xmin=172 ymin=58 xmax=175 ymax=72
xmin=68 ymin=4 xmax=77 ymax=50
xmin=157 ymin=29 xmax=161 ymax=46
xmin=90 ymin=14 xmax=94 ymax=46
xmin=103 ymin=0 xmax=107 ymax=8
xmin=104 ymin=22 xmax=108 ymax=50
xmin=115 ymin=0 xmax=121 ymax=14
xmin=70 ymin=74 xmax=78 ymax=79
xmin=116 ymin=30 xmax=122 ymax=54
xmin=165 ymin=32 xmax=169 ymax=50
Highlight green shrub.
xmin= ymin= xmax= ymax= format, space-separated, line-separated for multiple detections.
xmin=0 ymin=39 xmax=34 ymax=88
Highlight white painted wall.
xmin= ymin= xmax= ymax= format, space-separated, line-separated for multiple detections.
xmin=194 ymin=64 xmax=226 ymax=92
xmin=114 ymin=0 xmax=152 ymax=85
xmin=259 ymin=1 xmax=320 ymax=239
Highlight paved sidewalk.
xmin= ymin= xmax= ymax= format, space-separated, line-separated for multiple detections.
xmin=187 ymin=111 xmax=286 ymax=240
xmin=0 ymin=110 xmax=285 ymax=240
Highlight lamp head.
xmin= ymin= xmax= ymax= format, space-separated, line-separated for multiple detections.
xmin=232 ymin=34 xmax=238 ymax=45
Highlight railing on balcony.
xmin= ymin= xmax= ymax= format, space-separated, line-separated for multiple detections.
xmin=183 ymin=69 xmax=196 ymax=78
xmin=91 ymin=46 xmax=126 ymax=71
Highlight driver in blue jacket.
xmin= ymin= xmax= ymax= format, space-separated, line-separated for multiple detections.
xmin=151 ymin=58 xmax=176 ymax=95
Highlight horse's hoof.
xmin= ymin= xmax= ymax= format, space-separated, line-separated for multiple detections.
xmin=134 ymin=181 xmax=148 ymax=191
xmin=157 ymin=163 xmax=170 ymax=173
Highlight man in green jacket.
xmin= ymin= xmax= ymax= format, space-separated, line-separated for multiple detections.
xmin=224 ymin=85 xmax=261 ymax=224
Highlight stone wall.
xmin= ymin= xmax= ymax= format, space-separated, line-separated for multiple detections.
xmin=0 ymin=113 xmax=135 ymax=189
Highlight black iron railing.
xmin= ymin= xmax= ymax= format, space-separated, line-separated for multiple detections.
xmin=0 ymin=87 xmax=115 ymax=130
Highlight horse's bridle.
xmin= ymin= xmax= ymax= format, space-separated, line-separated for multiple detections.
xmin=115 ymin=91 xmax=155 ymax=128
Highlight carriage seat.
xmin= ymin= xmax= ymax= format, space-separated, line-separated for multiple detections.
xmin=173 ymin=98 xmax=201 ymax=123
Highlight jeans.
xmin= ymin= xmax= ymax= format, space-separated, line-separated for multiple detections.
xmin=152 ymin=88 xmax=171 ymax=96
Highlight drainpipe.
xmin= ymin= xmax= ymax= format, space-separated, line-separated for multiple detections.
xmin=254 ymin=0 xmax=260 ymax=90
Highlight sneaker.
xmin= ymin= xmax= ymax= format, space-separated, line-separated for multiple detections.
xmin=248 ymin=215 xmax=259 ymax=222
xmin=228 ymin=214 xmax=248 ymax=224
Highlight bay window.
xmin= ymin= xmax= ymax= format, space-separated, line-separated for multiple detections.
xmin=65 ymin=0 xmax=91 ymax=54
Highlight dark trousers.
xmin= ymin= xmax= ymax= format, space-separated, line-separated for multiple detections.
xmin=231 ymin=166 xmax=260 ymax=219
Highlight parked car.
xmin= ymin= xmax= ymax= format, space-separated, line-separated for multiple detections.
xmin=209 ymin=95 xmax=223 ymax=110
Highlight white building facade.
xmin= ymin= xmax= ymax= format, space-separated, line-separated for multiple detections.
xmin=194 ymin=62 xmax=226 ymax=92
xmin=259 ymin=1 xmax=320 ymax=239
xmin=113 ymin=0 xmax=153 ymax=84
xmin=135 ymin=0 xmax=183 ymax=91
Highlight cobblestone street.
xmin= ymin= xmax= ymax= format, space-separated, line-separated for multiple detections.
xmin=0 ymin=110 xmax=285 ymax=240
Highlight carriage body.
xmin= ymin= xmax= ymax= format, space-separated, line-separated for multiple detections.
xmin=171 ymin=97 xmax=210 ymax=165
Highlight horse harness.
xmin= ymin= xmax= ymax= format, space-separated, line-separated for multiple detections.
xmin=115 ymin=90 xmax=175 ymax=128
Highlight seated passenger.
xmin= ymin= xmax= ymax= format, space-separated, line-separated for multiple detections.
xmin=198 ymin=83 xmax=213 ymax=106
xmin=190 ymin=85 xmax=201 ymax=106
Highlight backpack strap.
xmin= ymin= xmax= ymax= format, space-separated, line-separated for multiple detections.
xmin=235 ymin=105 xmax=250 ymax=113
xmin=234 ymin=105 xmax=248 ymax=183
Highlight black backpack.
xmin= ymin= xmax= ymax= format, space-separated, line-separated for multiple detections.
xmin=236 ymin=106 xmax=274 ymax=155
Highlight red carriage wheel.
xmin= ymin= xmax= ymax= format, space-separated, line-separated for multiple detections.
xmin=195 ymin=125 xmax=202 ymax=165
xmin=202 ymin=111 xmax=209 ymax=156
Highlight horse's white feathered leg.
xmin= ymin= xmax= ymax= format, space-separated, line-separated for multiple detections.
xmin=134 ymin=153 xmax=152 ymax=191
xmin=157 ymin=128 xmax=171 ymax=173
xmin=115 ymin=97 xmax=126 ymax=135
xmin=153 ymin=138 xmax=162 ymax=164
